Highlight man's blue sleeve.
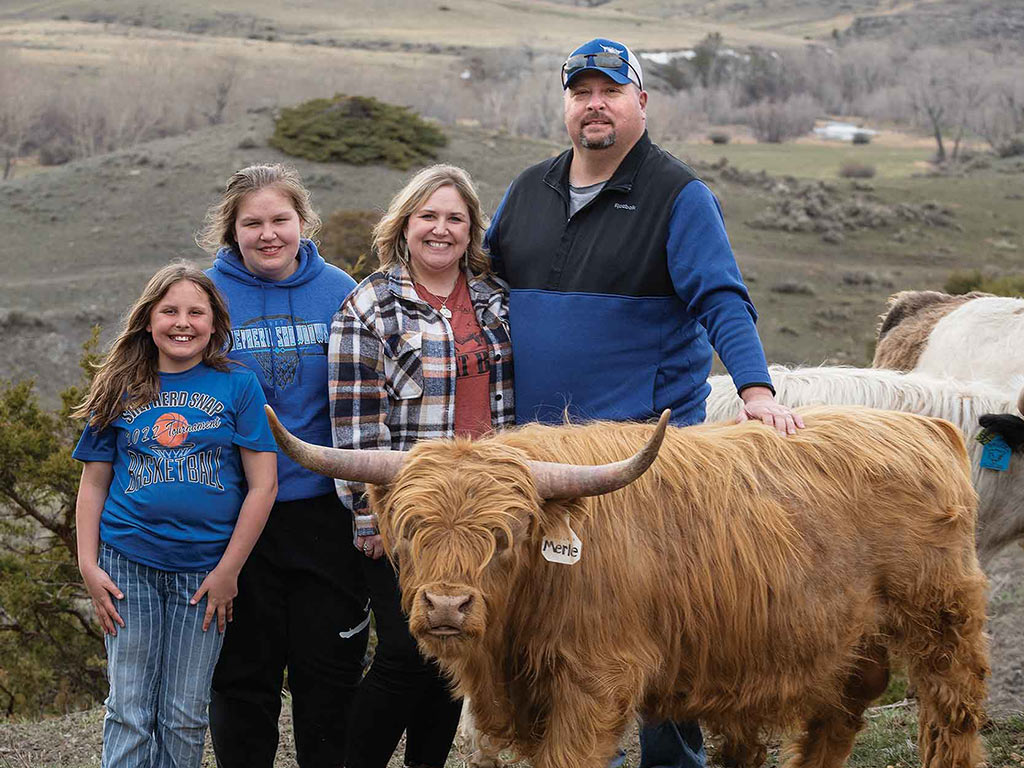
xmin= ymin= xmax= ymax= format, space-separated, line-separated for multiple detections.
xmin=485 ymin=184 xmax=512 ymax=277
xmin=666 ymin=181 xmax=773 ymax=393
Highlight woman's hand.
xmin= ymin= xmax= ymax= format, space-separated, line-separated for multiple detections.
xmin=191 ymin=566 xmax=239 ymax=633
xmin=82 ymin=563 xmax=125 ymax=636
xmin=356 ymin=533 xmax=385 ymax=560
xmin=736 ymin=386 xmax=805 ymax=436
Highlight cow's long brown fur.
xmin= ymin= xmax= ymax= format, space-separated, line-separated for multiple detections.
xmin=873 ymin=290 xmax=989 ymax=370
xmin=367 ymin=407 xmax=989 ymax=768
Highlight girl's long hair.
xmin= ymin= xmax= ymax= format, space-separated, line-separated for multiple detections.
xmin=73 ymin=262 xmax=234 ymax=430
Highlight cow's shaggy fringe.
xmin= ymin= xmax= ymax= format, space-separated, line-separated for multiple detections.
xmin=706 ymin=365 xmax=1024 ymax=563
xmin=368 ymin=407 xmax=989 ymax=768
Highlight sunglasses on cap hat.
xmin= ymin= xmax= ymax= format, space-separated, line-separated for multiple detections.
xmin=561 ymin=52 xmax=643 ymax=91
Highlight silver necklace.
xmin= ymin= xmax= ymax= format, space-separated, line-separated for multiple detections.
xmin=420 ymin=282 xmax=457 ymax=319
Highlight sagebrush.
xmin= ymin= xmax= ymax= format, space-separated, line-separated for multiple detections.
xmin=269 ymin=95 xmax=447 ymax=170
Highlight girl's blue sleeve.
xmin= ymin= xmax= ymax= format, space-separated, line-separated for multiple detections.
xmin=72 ymin=422 xmax=116 ymax=462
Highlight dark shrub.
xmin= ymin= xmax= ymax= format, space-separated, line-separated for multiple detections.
xmin=852 ymin=131 xmax=871 ymax=145
xmin=708 ymin=131 xmax=731 ymax=145
xmin=38 ymin=141 xmax=75 ymax=166
xmin=270 ymin=95 xmax=447 ymax=170
xmin=946 ymin=269 xmax=1024 ymax=297
xmin=944 ymin=270 xmax=983 ymax=294
xmin=839 ymin=161 xmax=876 ymax=179
xmin=319 ymin=209 xmax=379 ymax=282
xmin=771 ymin=280 xmax=816 ymax=295
xmin=996 ymin=134 xmax=1024 ymax=158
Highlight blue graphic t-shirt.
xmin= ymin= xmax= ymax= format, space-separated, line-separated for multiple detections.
xmin=73 ymin=363 xmax=278 ymax=571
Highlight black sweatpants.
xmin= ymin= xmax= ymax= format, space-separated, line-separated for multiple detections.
xmin=345 ymin=554 xmax=463 ymax=768
xmin=210 ymin=492 xmax=369 ymax=768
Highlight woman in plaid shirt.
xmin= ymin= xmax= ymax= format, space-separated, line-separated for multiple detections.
xmin=329 ymin=165 xmax=514 ymax=768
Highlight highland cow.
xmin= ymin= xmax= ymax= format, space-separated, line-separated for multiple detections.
xmin=267 ymin=405 xmax=989 ymax=768
xmin=873 ymin=291 xmax=1024 ymax=389
xmin=872 ymin=290 xmax=985 ymax=371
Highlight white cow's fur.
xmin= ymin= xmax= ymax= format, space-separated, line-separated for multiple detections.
xmin=708 ymin=365 xmax=1024 ymax=564
xmin=915 ymin=296 xmax=1024 ymax=387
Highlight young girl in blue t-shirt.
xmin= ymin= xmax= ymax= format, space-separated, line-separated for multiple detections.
xmin=72 ymin=262 xmax=278 ymax=768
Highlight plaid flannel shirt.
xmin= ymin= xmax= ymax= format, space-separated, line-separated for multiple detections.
xmin=329 ymin=265 xmax=515 ymax=518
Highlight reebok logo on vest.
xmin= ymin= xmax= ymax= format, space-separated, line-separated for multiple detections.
xmin=614 ymin=203 xmax=636 ymax=211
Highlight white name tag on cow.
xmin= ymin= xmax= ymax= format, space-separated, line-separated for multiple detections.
xmin=541 ymin=516 xmax=582 ymax=565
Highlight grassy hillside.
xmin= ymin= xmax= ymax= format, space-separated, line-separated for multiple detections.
xmin=3 ymin=107 xmax=1022 ymax=408
xmin=0 ymin=0 xmax=809 ymax=50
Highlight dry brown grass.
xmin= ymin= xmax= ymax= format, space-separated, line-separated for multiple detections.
xmin=0 ymin=1 xmax=813 ymax=51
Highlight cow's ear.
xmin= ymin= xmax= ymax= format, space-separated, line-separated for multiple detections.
xmin=978 ymin=414 xmax=1024 ymax=453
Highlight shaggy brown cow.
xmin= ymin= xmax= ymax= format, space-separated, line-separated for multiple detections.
xmin=872 ymin=290 xmax=989 ymax=370
xmin=267 ymin=406 xmax=990 ymax=768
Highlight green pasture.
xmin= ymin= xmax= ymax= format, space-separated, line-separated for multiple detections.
xmin=662 ymin=140 xmax=1024 ymax=369
xmin=671 ymin=140 xmax=936 ymax=181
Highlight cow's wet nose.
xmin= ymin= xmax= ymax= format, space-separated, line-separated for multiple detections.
xmin=423 ymin=591 xmax=473 ymax=629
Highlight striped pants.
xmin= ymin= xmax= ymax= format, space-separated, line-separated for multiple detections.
xmin=100 ymin=544 xmax=224 ymax=768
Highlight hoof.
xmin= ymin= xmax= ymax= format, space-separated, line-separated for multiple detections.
xmin=467 ymin=749 xmax=505 ymax=768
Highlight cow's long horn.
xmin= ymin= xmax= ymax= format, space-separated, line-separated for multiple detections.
xmin=529 ymin=409 xmax=671 ymax=499
xmin=264 ymin=405 xmax=406 ymax=485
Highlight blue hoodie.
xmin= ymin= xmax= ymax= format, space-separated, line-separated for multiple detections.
xmin=207 ymin=239 xmax=356 ymax=501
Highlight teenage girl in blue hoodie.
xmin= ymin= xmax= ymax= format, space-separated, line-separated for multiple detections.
xmin=200 ymin=164 xmax=365 ymax=768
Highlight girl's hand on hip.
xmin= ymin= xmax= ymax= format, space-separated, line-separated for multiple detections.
xmin=191 ymin=566 xmax=238 ymax=633
xmin=82 ymin=563 xmax=125 ymax=636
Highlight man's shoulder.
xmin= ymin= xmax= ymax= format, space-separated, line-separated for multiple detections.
xmin=509 ymin=148 xmax=572 ymax=189
xmin=644 ymin=140 xmax=702 ymax=186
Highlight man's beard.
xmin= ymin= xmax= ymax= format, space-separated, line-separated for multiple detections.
xmin=579 ymin=127 xmax=616 ymax=149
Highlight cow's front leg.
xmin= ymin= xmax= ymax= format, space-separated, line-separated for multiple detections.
xmin=533 ymin=670 xmax=632 ymax=768
xmin=459 ymin=699 xmax=506 ymax=768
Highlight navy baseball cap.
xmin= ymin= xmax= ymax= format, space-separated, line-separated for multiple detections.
xmin=561 ymin=38 xmax=643 ymax=91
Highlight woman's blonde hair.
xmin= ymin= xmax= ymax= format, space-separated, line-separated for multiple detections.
xmin=73 ymin=262 xmax=234 ymax=430
xmin=196 ymin=163 xmax=321 ymax=253
xmin=372 ymin=164 xmax=490 ymax=276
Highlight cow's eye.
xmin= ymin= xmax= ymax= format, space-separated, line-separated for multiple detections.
xmin=493 ymin=528 xmax=510 ymax=554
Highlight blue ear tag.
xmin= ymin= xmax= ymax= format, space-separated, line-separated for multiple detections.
xmin=979 ymin=435 xmax=1011 ymax=472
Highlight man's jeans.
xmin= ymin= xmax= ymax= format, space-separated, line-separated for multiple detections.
xmin=100 ymin=544 xmax=224 ymax=768
xmin=610 ymin=719 xmax=705 ymax=768
xmin=639 ymin=720 xmax=705 ymax=768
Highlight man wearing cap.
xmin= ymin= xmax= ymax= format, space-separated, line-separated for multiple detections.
xmin=485 ymin=37 xmax=803 ymax=768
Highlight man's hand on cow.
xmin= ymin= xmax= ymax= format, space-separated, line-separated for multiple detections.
xmin=81 ymin=562 xmax=125 ymax=636
xmin=736 ymin=386 xmax=805 ymax=436
xmin=356 ymin=533 xmax=385 ymax=560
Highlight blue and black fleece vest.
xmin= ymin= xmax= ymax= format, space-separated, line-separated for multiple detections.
xmin=486 ymin=131 xmax=771 ymax=426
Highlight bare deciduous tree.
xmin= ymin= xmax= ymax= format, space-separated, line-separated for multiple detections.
xmin=904 ymin=49 xmax=991 ymax=163
xmin=972 ymin=68 xmax=1024 ymax=156
xmin=202 ymin=56 xmax=240 ymax=125
xmin=747 ymin=94 xmax=818 ymax=143
xmin=0 ymin=52 xmax=42 ymax=180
